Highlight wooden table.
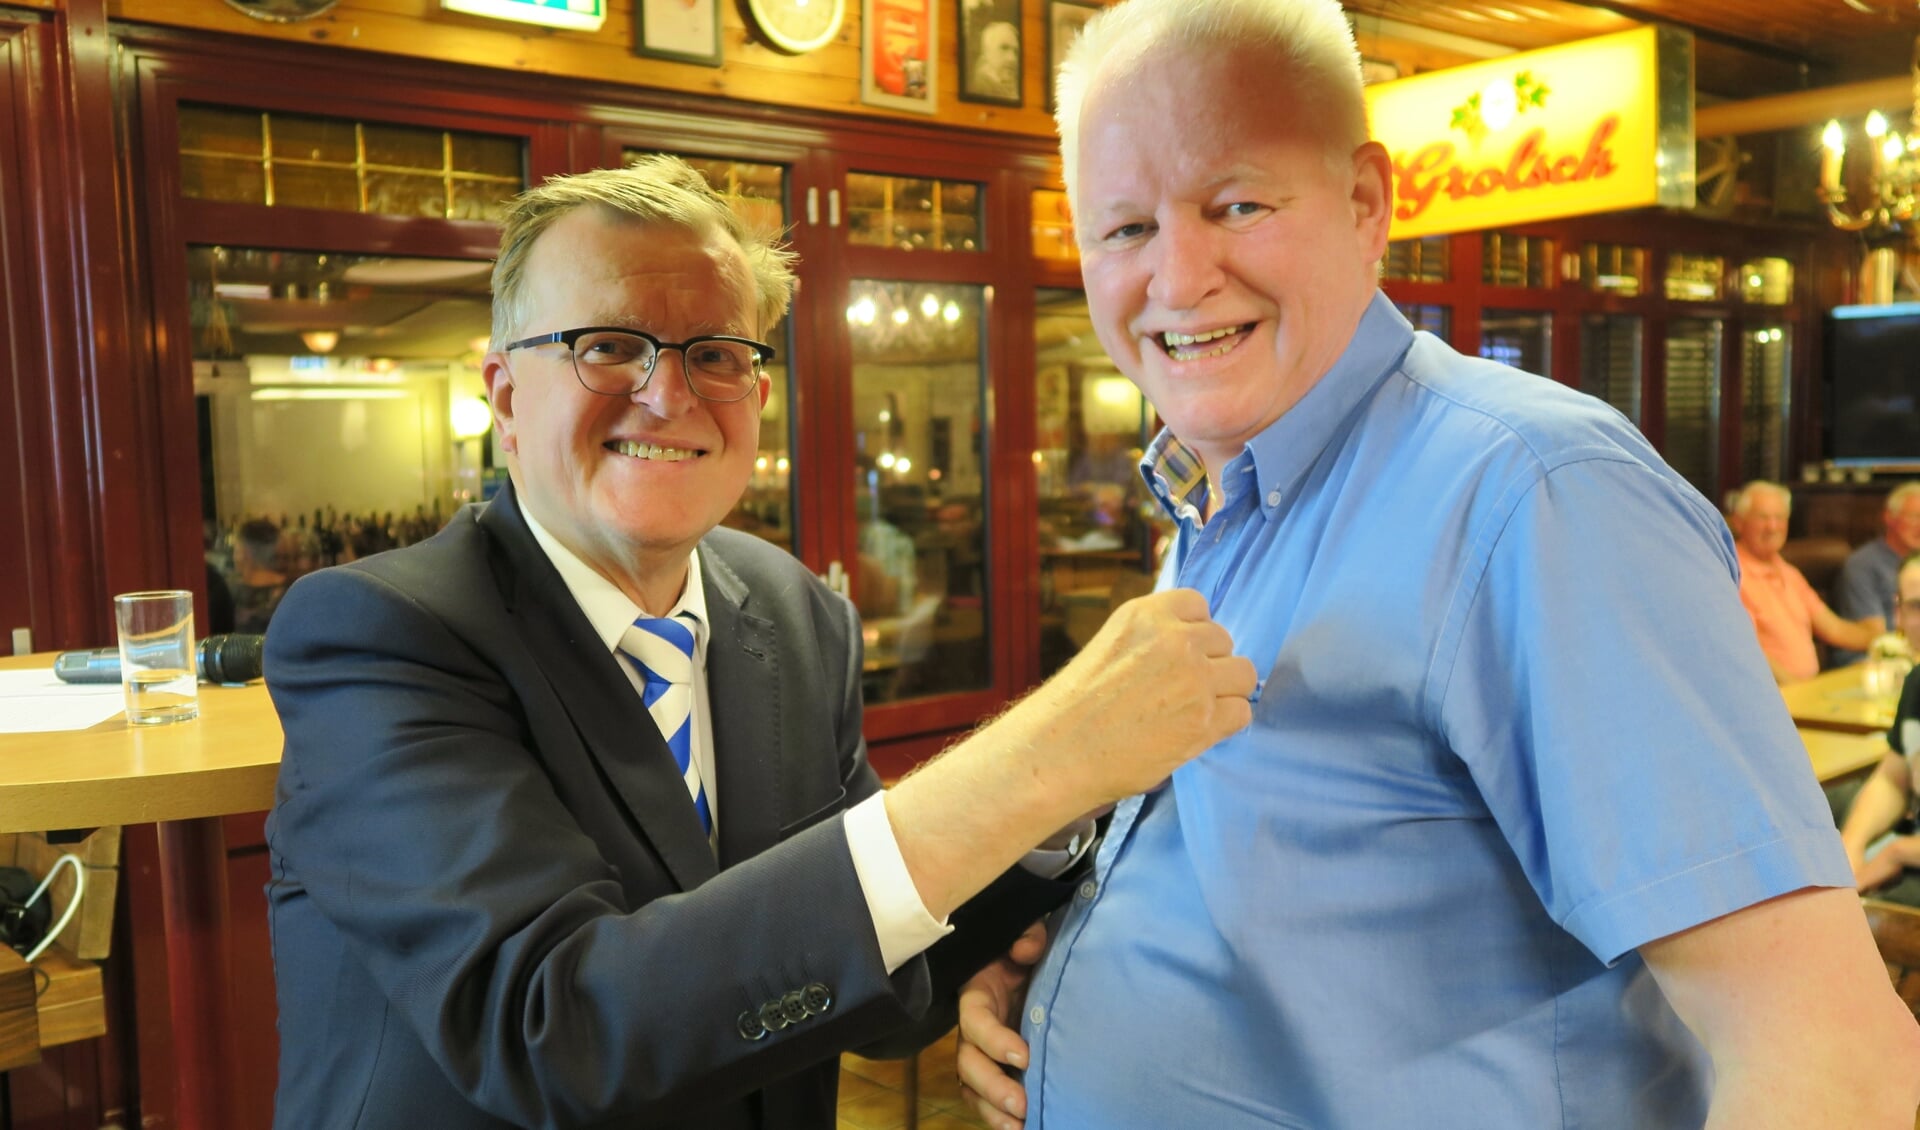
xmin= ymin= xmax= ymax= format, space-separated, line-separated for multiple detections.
xmin=1782 ymin=662 xmax=1900 ymax=735
xmin=0 ymin=652 xmax=281 ymax=1130
xmin=1800 ymin=727 xmax=1890 ymax=784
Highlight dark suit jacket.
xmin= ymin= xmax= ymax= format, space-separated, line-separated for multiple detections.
xmin=264 ymin=483 xmax=1063 ymax=1129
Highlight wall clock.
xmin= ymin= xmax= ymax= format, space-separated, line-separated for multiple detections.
xmin=746 ymin=0 xmax=845 ymax=53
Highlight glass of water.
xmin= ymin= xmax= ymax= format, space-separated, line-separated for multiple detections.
xmin=114 ymin=590 xmax=199 ymax=725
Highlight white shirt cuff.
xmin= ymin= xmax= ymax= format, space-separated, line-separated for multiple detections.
xmin=1020 ymin=819 xmax=1098 ymax=878
xmin=845 ymin=792 xmax=953 ymax=974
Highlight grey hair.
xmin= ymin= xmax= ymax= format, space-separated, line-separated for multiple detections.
xmin=1730 ymin=480 xmax=1792 ymax=518
xmin=1886 ymin=481 xmax=1920 ymax=513
xmin=489 ymin=154 xmax=797 ymax=347
xmin=1053 ymin=0 xmax=1367 ymax=218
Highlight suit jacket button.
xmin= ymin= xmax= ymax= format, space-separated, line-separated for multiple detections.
xmin=760 ymin=1000 xmax=790 ymax=1032
xmin=737 ymin=1010 xmax=768 ymax=1041
xmin=781 ymin=990 xmax=809 ymax=1025
xmin=803 ymin=982 xmax=834 ymax=1016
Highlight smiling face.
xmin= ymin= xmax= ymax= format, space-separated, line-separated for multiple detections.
xmin=1073 ymin=41 xmax=1391 ymax=478
xmin=1887 ymin=492 xmax=1920 ymax=556
xmin=482 ymin=207 xmax=767 ymax=608
xmin=1735 ymin=488 xmax=1790 ymax=561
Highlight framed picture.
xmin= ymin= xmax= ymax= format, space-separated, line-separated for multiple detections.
xmin=635 ymin=0 xmax=722 ymax=67
xmin=862 ymin=0 xmax=939 ymax=114
xmin=957 ymin=0 xmax=1022 ymax=107
xmin=1045 ymin=0 xmax=1098 ymax=112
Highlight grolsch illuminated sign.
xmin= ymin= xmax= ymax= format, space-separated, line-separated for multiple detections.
xmin=1365 ymin=26 xmax=1694 ymax=240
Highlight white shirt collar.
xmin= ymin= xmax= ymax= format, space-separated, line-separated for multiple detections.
xmin=517 ymin=498 xmax=710 ymax=656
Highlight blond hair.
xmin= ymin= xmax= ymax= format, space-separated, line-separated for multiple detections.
xmin=1053 ymin=0 xmax=1367 ymax=217
xmin=490 ymin=154 xmax=797 ymax=346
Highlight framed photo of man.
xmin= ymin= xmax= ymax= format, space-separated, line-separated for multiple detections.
xmin=1045 ymin=0 xmax=1098 ymax=112
xmin=861 ymin=0 xmax=939 ymax=114
xmin=635 ymin=0 xmax=722 ymax=66
xmin=958 ymin=0 xmax=1022 ymax=107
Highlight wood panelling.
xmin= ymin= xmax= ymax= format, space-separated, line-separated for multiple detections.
xmin=111 ymin=0 xmax=1094 ymax=137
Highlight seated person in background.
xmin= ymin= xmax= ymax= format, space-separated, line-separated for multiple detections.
xmin=1839 ymin=553 xmax=1920 ymax=905
xmin=1731 ymin=479 xmax=1883 ymax=683
xmin=1834 ymin=481 xmax=1920 ymax=664
xmin=228 ymin=517 xmax=289 ymax=634
xmin=262 ymin=156 xmax=1256 ymax=1129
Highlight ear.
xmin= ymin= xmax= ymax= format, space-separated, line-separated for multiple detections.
xmin=1348 ymin=140 xmax=1394 ymax=264
xmin=481 ymin=350 xmax=520 ymax=456
xmin=756 ymin=372 xmax=771 ymax=414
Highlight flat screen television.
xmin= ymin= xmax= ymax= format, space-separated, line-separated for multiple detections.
xmin=1827 ymin=302 xmax=1920 ymax=468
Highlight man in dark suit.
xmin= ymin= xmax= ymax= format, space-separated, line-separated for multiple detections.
xmin=263 ymin=155 xmax=1254 ymax=1129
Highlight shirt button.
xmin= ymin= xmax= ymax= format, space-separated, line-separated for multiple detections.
xmin=1266 ymin=489 xmax=1282 ymax=507
xmin=1079 ymin=880 xmax=1098 ymax=900
xmin=1029 ymin=1005 xmax=1047 ymax=1026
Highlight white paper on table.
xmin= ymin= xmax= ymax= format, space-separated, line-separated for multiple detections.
xmin=0 ymin=668 xmax=128 ymax=733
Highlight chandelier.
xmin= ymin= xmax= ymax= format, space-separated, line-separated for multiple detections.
xmin=1817 ymin=36 xmax=1920 ymax=303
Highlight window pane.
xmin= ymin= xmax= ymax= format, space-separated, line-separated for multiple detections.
xmin=1740 ymin=324 xmax=1791 ymax=483
xmin=1384 ymin=237 xmax=1449 ymax=283
xmin=1033 ymin=288 xmax=1162 ymax=677
xmin=1396 ymin=303 xmax=1450 ymax=339
xmin=846 ymin=172 xmax=984 ymax=251
xmin=1482 ymin=233 xmax=1551 ymax=288
xmin=1580 ymin=314 xmax=1643 ymax=424
xmin=362 ymin=123 xmax=444 ymax=171
xmin=1032 ymin=188 xmax=1076 ymax=263
xmin=1665 ymin=253 xmax=1724 ymax=302
xmin=181 ymin=155 xmax=266 ymax=205
xmin=189 ymin=246 xmax=495 ymax=635
xmin=179 ymin=105 xmax=264 ymax=158
xmin=177 ymin=104 xmax=525 ymax=218
xmin=271 ymin=114 xmax=356 ymax=164
xmin=1738 ymin=257 xmax=1794 ymax=305
xmin=848 ymin=280 xmax=990 ymax=703
xmin=1664 ymin=317 xmax=1724 ymax=498
xmin=1582 ymin=242 xmax=1647 ymax=296
xmin=453 ymin=133 xmax=524 ymax=181
xmin=1480 ymin=309 xmax=1551 ymax=377
xmin=273 ymin=164 xmax=362 ymax=212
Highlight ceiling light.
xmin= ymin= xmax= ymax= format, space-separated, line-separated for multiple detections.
xmin=300 ymin=330 xmax=340 ymax=354
xmin=449 ymin=395 xmax=494 ymax=440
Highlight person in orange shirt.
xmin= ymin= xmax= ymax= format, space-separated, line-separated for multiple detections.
xmin=1731 ymin=479 xmax=1883 ymax=683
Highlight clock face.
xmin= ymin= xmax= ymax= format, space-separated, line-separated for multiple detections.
xmin=747 ymin=0 xmax=845 ymax=54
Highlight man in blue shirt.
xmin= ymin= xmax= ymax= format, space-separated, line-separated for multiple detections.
xmin=954 ymin=1 xmax=1920 ymax=1126
xmin=1834 ymin=482 xmax=1920 ymax=664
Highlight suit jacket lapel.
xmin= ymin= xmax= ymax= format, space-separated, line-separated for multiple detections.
xmin=478 ymin=483 xmax=719 ymax=891
xmin=700 ymin=543 xmax=784 ymax=870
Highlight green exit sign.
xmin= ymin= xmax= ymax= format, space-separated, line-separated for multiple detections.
xmin=442 ymin=0 xmax=606 ymax=32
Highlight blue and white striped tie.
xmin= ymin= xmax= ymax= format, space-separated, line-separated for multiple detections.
xmin=619 ymin=613 xmax=711 ymax=836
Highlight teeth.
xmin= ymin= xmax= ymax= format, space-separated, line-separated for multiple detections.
xmin=1163 ymin=326 xmax=1242 ymax=347
xmin=612 ymin=440 xmax=697 ymax=461
xmin=1162 ymin=325 xmax=1246 ymax=360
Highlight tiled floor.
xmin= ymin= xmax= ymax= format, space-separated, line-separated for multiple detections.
xmin=837 ymin=1028 xmax=995 ymax=1130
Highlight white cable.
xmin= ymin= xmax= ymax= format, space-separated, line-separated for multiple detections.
xmin=22 ymin=852 xmax=85 ymax=964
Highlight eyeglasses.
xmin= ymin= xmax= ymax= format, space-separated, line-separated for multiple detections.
xmin=503 ymin=326 xmax=776 ymax=403
xmin=1901 ymin=598 xmax=1920 ymax=616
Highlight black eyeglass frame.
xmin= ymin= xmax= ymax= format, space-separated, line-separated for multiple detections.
xmin=502 ymin=325 xmax=777 ymax=403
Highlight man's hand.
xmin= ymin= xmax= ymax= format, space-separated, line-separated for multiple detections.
xmin=1008 ymin=587 xmax=1257 ymax=806
xmin=957 ymin=920 xmax=1047 ymax=1130
xmin=884 ymin=588 xmax=1253 ymax=921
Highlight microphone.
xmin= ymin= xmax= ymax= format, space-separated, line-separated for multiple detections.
xmin=53 ymin=633 xmax=266 ymax=685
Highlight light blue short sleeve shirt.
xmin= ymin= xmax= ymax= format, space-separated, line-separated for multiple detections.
xmin=1017 ymin=293 xmax=1851 ymax=1130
